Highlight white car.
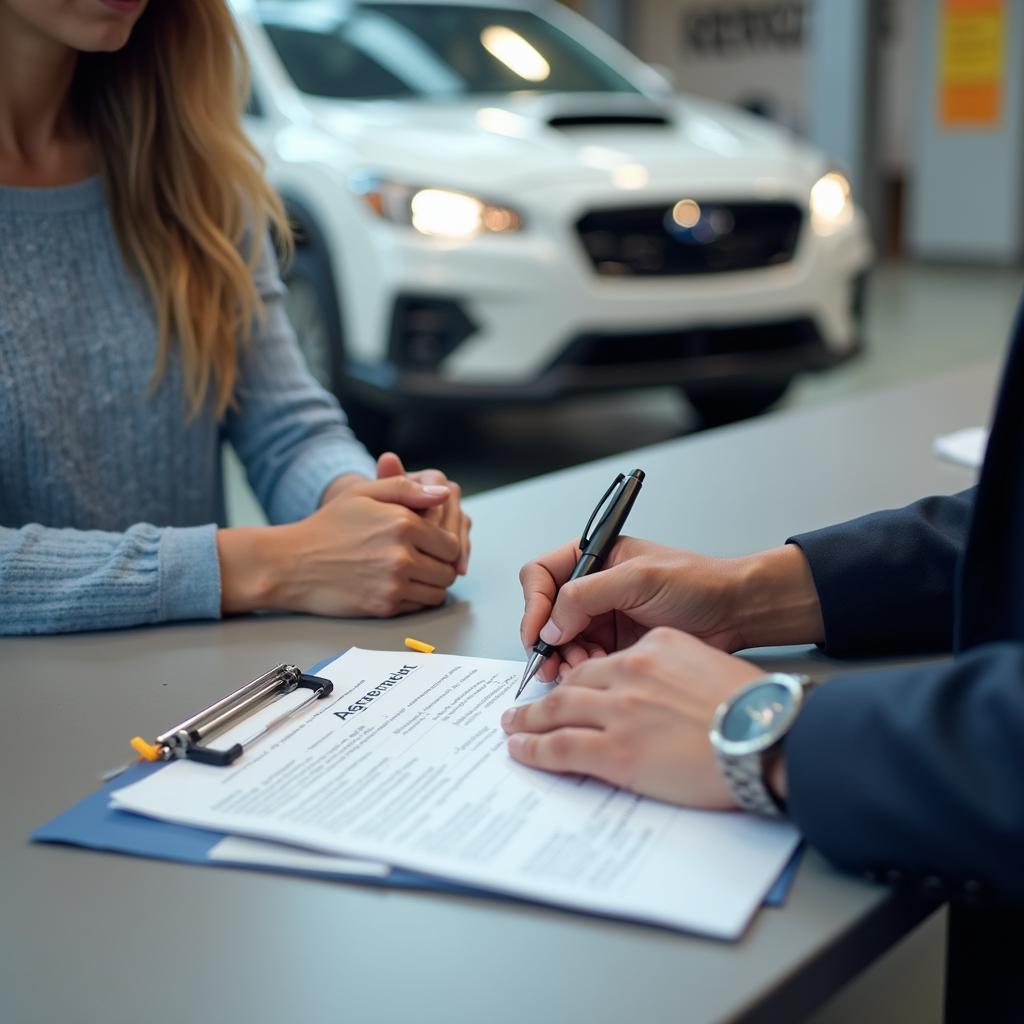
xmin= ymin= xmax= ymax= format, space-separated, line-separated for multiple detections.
xmin=234 ymin=0 xmax=872 ymax=440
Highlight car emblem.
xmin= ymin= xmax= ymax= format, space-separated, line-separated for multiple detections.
xmin=664 ymin=200 xmax=735 ymax=244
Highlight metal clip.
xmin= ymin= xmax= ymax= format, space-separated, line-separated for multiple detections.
xmin=130 ymin=664 xmax=334 ymax=767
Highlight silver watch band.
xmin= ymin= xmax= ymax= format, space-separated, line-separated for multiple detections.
xmin=711 ymin=673 xmax=812 ymax=819
xmin=717 ymin=755 xmax=785 ymax=818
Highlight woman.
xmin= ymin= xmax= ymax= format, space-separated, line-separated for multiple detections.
xmin=0 ymin=0 xmax=470 ymax=634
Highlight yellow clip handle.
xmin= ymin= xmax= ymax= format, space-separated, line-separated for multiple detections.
xmin=131 ymin=736 xmax=164 ymax=762
xmin=404 ymin=637 xmax=436 ymax=654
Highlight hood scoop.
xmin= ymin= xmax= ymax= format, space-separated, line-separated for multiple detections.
xmin=547 ymin=111 xmax=672 ymax=129
xmin=511 ymin=93 xmax=676 ymax=132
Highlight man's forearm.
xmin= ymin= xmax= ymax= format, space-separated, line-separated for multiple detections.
xmin=729 ymin=545 xmax=826 ymax=650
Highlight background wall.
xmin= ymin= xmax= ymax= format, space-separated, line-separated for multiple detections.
xmin=615 ymin=0 xmax=1024 ymax=264
xmin=626 ymin=0 xmax=917 ymax=178
xmin=907 ymin=0 xmax=1024 ymax=263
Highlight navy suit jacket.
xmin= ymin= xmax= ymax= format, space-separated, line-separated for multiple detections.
xmin=785 ymin=302 xmax=1024 ymax=906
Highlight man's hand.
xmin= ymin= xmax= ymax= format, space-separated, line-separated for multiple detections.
xmin=501 ymin=628 xmax=764 ymax=807
xmin=520 ymin=537 xmax=750 ymax=681
xmin=519 ymin=539 xmax=825 ymax=681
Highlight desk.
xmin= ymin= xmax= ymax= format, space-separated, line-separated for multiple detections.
xmin=2 ymin=362 xmax=995 ymax=1024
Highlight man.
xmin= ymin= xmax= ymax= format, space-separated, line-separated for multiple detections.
xmin=504 ymin=305 xmax=1024 ymax=1021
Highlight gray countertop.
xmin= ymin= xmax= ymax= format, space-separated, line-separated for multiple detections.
xmin=2 ymin=362 xmax=995 ymax=1024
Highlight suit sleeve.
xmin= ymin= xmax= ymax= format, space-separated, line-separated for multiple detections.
xmin=786 ymin=643 xmax=1024 ymax=903
xmin=788 ymin=489 xmax=975 ymax=656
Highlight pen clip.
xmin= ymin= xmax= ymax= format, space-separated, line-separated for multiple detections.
xmin=580 ymin=473 xmax=625 ymax=549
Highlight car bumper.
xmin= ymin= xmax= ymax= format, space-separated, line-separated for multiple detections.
xmin=342 ymin=193 xmax=872 ymax=403
xmin=343 ymin=312 xmax=863 ymax=407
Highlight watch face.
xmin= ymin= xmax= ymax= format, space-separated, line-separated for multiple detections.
xmin=719 ymin=681 xmax=797 ymax=745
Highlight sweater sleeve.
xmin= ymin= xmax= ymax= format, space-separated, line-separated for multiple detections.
xmin=787 ymin=643 xmax=1024 ymax=904
xmin=787 ymin=489 xmax=975 ymax=657
xmin=0 ymin=521 xmax=221 ymax=635
xmin=223 ymin=234 xmax=375 ymax=525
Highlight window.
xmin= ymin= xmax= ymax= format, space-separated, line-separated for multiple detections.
xmin=258 ymin=2 xmax=640 ymax=100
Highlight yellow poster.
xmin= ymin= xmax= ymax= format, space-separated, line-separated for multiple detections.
xmin=940 ymin=0 xmax=1004 ymax=127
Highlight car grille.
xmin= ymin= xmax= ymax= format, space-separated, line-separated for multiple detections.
xmin=576 ymin=201 xmax=804 ymax=277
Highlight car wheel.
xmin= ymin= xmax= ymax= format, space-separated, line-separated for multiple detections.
xmin=283 ymin=258 xmax=335 ymax=390
xmin=282 ymin=244 xmax=395 ymax=455
xmin=680 ymin=380 xmax=793 ymax=427
xmin=338 ymin=396 xmax=396 ymax=457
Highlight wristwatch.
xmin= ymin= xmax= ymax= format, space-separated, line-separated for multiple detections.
xmin=709 ymin=673 xmax=813 ymax=818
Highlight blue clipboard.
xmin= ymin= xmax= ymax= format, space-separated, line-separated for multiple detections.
xmin=32 ymin=653 xmax=802 ymax=912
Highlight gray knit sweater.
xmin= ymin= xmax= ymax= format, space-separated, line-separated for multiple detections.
xmin=0 ymin=177 xmax=375 ymax=634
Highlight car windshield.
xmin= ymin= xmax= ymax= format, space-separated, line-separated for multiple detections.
xmin=256 ymin=2 xmax=641 ymax=99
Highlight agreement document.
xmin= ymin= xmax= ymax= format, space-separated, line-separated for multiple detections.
xmin=112 ymin=648 xmax=799 ymax=938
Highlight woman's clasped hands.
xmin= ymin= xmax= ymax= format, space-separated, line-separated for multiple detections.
xmin=219 ymin=451 xmax=471 ymax=618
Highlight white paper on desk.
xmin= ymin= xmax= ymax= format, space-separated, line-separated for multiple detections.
xmin=111 ymin=648 xmax=799 ymax=939
xmin=208 ymin=836 xmax=389 ymax=877
xmin=161 ymin=682 xmax=398 ymax=879
xmin=934 ymin=426 xmax=988 ymax=469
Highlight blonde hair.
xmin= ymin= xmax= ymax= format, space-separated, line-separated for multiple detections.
xmin=74 ymin=0 xmax=292 ymax=418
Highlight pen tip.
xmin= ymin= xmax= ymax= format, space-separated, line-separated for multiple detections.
xmin=516 ymin=651 xmax=542 ymax=700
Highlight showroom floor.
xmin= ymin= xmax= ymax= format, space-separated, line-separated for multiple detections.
xmin=225 ymin=260 xmax=1023 ymax=524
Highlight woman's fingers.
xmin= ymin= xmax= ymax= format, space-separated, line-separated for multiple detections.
xmin=399 ymin=581 xmax=449 ymax=608
xmin=407 ymin=550 xmax=459 ymax=589
xmin=376 ymin=451 xmax=406 ymax=479
xmin=363 ymin=476 xmax=451 ymax=511
xmin=389 ymin=463 xmax=471 ymax=574
xmin=457 ymin=518 xmax=471 ymax=575
xmin=404 ymin=513 xmax=462 ymax=564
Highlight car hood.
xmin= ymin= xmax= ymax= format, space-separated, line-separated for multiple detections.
xmin=304 ymin=92 xmax=823 ymax=196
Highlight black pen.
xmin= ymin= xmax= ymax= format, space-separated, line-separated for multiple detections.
xmin=516 ymin=468 xmax=645 ymax=698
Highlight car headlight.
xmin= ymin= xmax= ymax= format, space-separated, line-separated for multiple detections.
xmin=809 ymin=170 xmax=854 ymax=234
xmin=351 ymin=174 xmax=523 ymax=240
